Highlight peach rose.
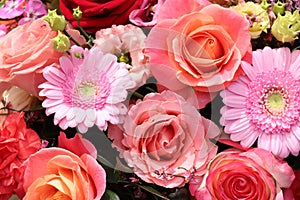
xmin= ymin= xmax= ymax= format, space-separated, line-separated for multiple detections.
xmin=189 ymin=148 xmax=295 ymax=200
xmin=0 ymin=112 xmax=40 ymax=199
xmin=22 ymin=148 xmax=106 ymax=200
xmin=0 ymin=18 xmax=62 ymax=97
xmin=108 ymin=90 xmax=219 ymax=188
xmin=146 ymin=1 xmax=251 ymax=108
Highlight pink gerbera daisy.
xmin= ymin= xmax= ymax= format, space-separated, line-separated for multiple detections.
xmin=220 ymin=47 xmax=300 ymax=158
xmin=39 ymin=46 xmax=136 ymax=133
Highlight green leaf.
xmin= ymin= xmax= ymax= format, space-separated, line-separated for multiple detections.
xmin=101 ymin=190 xmax=120 ymax=200
xmin=137 ymin=185 xmax=170 ymax=200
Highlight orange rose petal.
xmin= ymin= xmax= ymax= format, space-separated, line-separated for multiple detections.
xmin=46 ymin=175 xmax=71 ymax=196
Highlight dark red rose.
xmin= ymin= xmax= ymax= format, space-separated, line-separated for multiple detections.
xmin=60 ymin=0 xmax=143 ymax=33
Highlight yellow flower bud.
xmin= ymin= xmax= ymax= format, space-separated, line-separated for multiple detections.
xmin=73 ymin=6 xmax=82 ymax=20
xmin=271 ymin=10 xmax=300 ymax=43
xmin=43 ymin=9 xmax=67 ymax=31
xmin=51 ymin=31 xmax=71 ymax=53
xmin=231 ymin=2 xmax=270 ymax=39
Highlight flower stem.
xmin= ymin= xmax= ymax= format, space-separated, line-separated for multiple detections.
xmin=76 ymin=20 xmax=93 ymax=48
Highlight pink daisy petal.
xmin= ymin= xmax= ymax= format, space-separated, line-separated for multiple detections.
xmin=274 ymin=48 xmax=291 ymax=71
xmin=221 ymin=92 xmax=247 ymax=108
xmin=241 ymin=61 xmax=256 ymax=80
xmin=221 ymin=47 xmax=300 ymax=158
xmin=226 ymin=80 xmax=248 ymax=96
xmin=240 ymin=130 xmax=259 ymax=147
xmin=226 ymin=117 xmax=251 ymax=133
xmin=74 ymin=108 xmax=87 ymax=123
xmin=292 ymin=124 xmax=300 ymax=140
xmin=270 ymin=133 xmax=282 ymax=156
xmin=43 ymin=67 xmax=66 ymax=84
xmin=285 ymin=132 xmax=300 ymax=156
xmin=230 ymin=127 xmax=254 ymax=142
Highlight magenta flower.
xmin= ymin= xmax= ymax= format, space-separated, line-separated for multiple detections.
xmin=39 ymin=46 xmax=136 ymax=133
xmin=129 ymin=0 xmax=165 ymax=27
xmin=220 ymin=47 xmax=300 ymax=158
xmin=18 ymin=0 xmax=47 ymax=25
xmin=0 ymin=0 xmax=25 ymax=19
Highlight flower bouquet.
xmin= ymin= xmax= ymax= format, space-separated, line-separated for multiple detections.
xmin=0 ymin=0 xmax=299 ymax=199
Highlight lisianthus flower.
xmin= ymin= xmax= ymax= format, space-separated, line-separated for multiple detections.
xmin=231 ymin=1 xmax=270 ymax=39
xmin=39 ymin=46 xmax=136 ymax=133
xmin=94 ymin=24 xmax=150 ymax=89
xmin=0 ymin=0 xmax=25 ymax=19
xmin=220 ymin=47 xmax=300 ymax=158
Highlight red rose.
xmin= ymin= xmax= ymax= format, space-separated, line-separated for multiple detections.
xmin=60 ymin=0 xmax=143 ymax=33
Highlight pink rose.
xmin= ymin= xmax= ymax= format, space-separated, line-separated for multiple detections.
xmin=94 ymin=24 xmax=150 ymax=88
xmin=0 ymin=112 xmax=40 ymax=199
xmin=0 ymin=18 xmax=62 ymax=97
xmin=146 ymin=0 xmax=251 ymax=108
xmin=190 ymin=148 xmax=295 ymax=200
xmin=21 ymin=148 xmax=106 ymax=200
xmin=108 ymin=90 xmax=219 ymax=188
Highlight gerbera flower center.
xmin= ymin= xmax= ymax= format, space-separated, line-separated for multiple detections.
xmin=78 ymin=82 xmax=98 ymax=97
xmin=267 ymin=93 xmax=283 ymax=111
xmin=246 ymin=69 xmax=300 ymax=134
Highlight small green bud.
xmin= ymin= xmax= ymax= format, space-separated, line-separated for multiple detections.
xmin=271 ymin=10 xmax=300 ymax=43
xmin=260 ymin=0 xmax=270 ymax=10
xmin=73 ymin=6 xmax=82 ymax=20
xmin=51 ymin=31 xmax=71 ymax=53
xmin=43 ymin=9 xmax=67 ymax=31
xmin=273 ymin=1 xmax=285 ymax=16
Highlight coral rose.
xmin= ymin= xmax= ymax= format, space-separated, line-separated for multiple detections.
xmin=189 ymin=148 xmax=295 ymax=200
xmin=0 ymin=112 xmax=40 ymax=199
xmin=146 ymin=1 xmax=251 ymax=108
xmin=0 ymin=18 xmax=62 ymax=97
xmin=108 ymin=90 xmax=219 ymax=188
xmin=22 ymin=148 xmax=106 ymax=200
xmin=60 ymin=0 xmax=143 ymax=33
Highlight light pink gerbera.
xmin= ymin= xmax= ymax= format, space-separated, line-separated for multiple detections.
xmin=39 ymin=46 xmax=136 ymax=133
xmin=220 ymin=47 xmax=300 ymax=158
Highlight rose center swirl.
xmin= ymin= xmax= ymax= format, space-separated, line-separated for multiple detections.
xmin=246 ymin=69 xmax=300 ymax=134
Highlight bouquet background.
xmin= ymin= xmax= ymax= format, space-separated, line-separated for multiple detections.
xmin=0 ymin=0 xmax=299 ymax=199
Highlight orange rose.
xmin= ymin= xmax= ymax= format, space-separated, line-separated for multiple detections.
xmin=0 ymin=18 xmax=62 ymax=97
xmin=146 ymin=3 xmax=251 ymax=108
xmin=22 ymin=148 xmax=106 ymax=200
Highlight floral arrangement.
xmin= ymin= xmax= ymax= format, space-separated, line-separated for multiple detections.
xmin=0 ymin=0 xmax=299 ymax=199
